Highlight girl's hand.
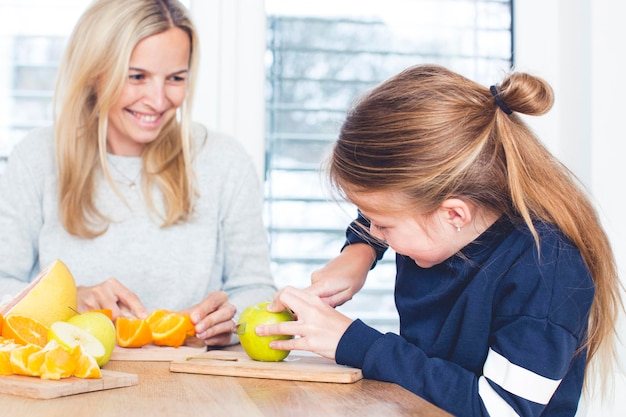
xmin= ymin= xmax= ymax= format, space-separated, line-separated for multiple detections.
xmin=306 ymin=243 xmax=376 ymax=308
xmin=259 ymin=286 xmax=353 ymax=360
xmin=185 ymin=291 xmax=237 ymax=347
xmin=77 ymin=278 xmax=148 ymax=320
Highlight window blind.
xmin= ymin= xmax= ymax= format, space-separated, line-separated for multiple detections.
xmin=264 ymin=0 xmax=513 ymax=332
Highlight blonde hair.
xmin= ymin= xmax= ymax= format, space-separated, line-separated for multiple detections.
xmin=54 ymin=0 xmax=199 ymax=237
xmin=330 ymin=64 xmax=623 ymax=392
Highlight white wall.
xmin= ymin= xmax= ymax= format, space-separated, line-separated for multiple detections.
xmin=189 ymin=0 xmax=267 ymax=181
xmin=515 ymin=1 xmax=626 ymax=415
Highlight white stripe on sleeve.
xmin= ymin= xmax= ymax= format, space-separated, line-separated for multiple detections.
xmin=478 ymin=376 xmax=521 ymax=417
xmin=483 ymin=348 xmax=562 ymax=405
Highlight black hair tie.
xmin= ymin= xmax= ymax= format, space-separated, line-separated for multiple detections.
xmin=490 ymin=85 xmax=513 ymax=115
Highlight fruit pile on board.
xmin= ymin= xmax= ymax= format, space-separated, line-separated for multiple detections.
xmin=0 ymin=260 xmax=104 ymax=379
xmin=0 ymin=259 xmax=196 ymax=380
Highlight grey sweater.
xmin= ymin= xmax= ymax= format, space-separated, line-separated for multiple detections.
xmin=0 ymin=124 xmax=276 ymax=317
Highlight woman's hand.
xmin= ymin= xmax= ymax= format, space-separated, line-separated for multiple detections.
xmin=185 ymin=291 xmax=237 ymax=347
xmin=257 ymin=286 xmax=353 ymax=360
xmin=77 ymin=278 xmax=148 ymax=320
xmin=306 ymin=243 xmax=376 ymax=308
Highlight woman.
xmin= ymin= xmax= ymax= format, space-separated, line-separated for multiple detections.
xmin=258 ymin=64 xmax=623 ymax=416
xmin=0 ymin=0 xmax=276 ymax=346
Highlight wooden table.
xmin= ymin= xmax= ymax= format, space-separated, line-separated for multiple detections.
xmin=1 ymin=356 xmax=451 ymax=417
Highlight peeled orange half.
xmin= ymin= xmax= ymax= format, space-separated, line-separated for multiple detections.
xmin=115 ymin=317 xmax=153 ymax=348
xmin=145 ymin=310 xmax=195 ymax=347
xmin=2 ymin=315 xmax=49 ymax=347
xmin=1 ymin=259 xmax=77 ymax=327
xmin=9 ymin=344 xmax=42 ymax=376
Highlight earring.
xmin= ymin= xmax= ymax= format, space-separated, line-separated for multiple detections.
xmin=455 ymin=224 xmax=462 ymax=232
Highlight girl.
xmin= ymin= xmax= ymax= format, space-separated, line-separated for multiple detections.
xmin=258 ymin=64 xmax=623 ymax=416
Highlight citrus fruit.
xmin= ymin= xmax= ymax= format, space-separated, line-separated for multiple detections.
xmin=0 ymin=259 xmax=77 ymax=327
xmin=237 ymin=301 xmax=295 ymax=362
xmin=73 ymin=346 xmax=102 ymax=379
xmin=0 ymin=353 xmax=11 ymax=375
xmin=145 ymin=310 xmax=194 ymax=347
xmin=39 ymin=342 xmax=80 ymax=380
xmin=26 ymin=346 xmax=47 ymax=377
xmin=10 ymin=344 xmax=42 ymax=376
xmin=0 ymin=339 xmax=20 ymax=375
xmin=90 ymin=308 xmax=113 ymax=321
xmin=115 ymin=317 xmax=153 ymax=348
xmin=1 ymin=315 xmax=49 ymax=347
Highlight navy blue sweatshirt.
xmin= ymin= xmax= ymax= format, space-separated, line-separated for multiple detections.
xmin=335 ymin=215 xmax=593 ymax=417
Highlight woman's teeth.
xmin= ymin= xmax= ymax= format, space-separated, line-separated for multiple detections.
xmin=130 ymin=111 xmax=158 ymax=122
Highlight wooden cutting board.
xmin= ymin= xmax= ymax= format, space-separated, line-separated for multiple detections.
xmin=110 ymin=344 xmax=207 ymax=362
xmin=169 ymin=350 xmax=363 ymax=383
xmin=0 ymin=369 xmax=138 ymax=399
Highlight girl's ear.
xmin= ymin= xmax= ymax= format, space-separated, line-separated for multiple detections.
xmin=439 ymin=198 xmax=472 ymax=230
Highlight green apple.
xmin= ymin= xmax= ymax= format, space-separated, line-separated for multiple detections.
xmin=67 ymin=312 xmax=116 ymax=366
xmin=237 ymin=301 xmax=295 ymax=362
xmin=48 ymin=321 xmax=106 ymax=364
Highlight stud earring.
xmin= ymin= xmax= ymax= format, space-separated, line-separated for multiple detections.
xmin=455 ymin=225 xmax=462 ymax=232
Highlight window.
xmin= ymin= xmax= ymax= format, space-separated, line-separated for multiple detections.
xmin=264 ymin=0 xmax=513 ymax=332
xmin=0 ymin=1 xmax=81 ymax=171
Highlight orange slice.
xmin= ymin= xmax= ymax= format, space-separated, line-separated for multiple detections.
xmin=0 ymin=351 xmax=11 ymax=375
xmin=115 ymin=317 xmax=153 ymax=348
xmin=26 ymin=347 xmax=47 ymax=377
xmin=10 ymin=344 xmax=42 ymax=376
xmin=73 ymin=346 xmax=102 ymax=379
xmin=39 ymin=342 xmax=80 ymax=380
xmin=145 ymin=310 xmax=194 ymax=347
xmin=0 ymin=339 xmax=19 ymax=376
xmin=2 ymin=315 xmax=49 ymax=347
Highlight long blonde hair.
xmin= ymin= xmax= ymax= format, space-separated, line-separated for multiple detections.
xmin=330 ymin=64 xmax=623 ymax=392
xmin=54 ymin=0 xmax=199 ymax=237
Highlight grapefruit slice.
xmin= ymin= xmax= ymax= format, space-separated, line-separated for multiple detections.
xmin=0 ymin=259 xmax=78 ymax=327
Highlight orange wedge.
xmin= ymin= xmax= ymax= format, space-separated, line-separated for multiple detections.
xmin=0 ymin=352 xmax=11 ymax=375
xmin=115 ymin=317 xmax=153 ymax=348
xmin=2 ymin=315 xmax=49 ymax=347
xmin=10 ymin=344 xmax=42 ymax=376
xmin=0 ymin=339 xmax=20 ymax=376
xmin=26 ymin=346 xmax=47 ymax=377
xmin=145 ymin=310 xmax=194 ymax=347
xmin=39 ymin=343 xmax=80 ymax=380
xmin=73 ymin=346 xmax=102 ymax=379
